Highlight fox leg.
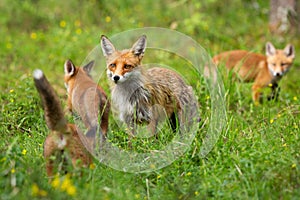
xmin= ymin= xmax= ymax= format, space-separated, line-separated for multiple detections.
xmin=267 ymin=83 xmax=280 ymax=101
xmin=251 ymin=84 xmax=263 ymax=104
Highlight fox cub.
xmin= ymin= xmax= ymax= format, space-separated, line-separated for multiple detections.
xmin=64 ymin=60 xmax=110 ymax=142
xmin=213 ymin=42 xmax=295 ymax=103
xmin=100 ymin=35 xmax=198 ymax=136
xmin=33 ymin=69 xmax=92 ymax=178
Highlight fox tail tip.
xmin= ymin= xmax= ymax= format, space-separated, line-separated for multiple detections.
xmin=33 ymin=69 xmax=44 ymax=80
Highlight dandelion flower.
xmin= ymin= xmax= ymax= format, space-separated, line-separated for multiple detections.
xmin=51 ymin=175 xmax=60 ymax=189
xmin=9 ymin=89 xmax=14 ymax=93
xmin=30 ymin=32 xmax=37 ymax=40
xmin=270 ymin=119 xmax=274 ymax=124
xmin=22 ymin=149 xmax=27 ymax=155
xmin=195 ymin=191 xmax=199 ymax=196
xmin=76 ymin=28 xmax=82 ymax=35
xmin=186 ymin=172 xmax=192 ymax=176
xmin=11 ymin=168 xmax=15 ymax=174
xmin=89 ymin=163 xmax=96 ymax=170
xmin=6 ymin=43 xmax=12 ymax=49
xmin=105 ymin=16 xmax=111 ymax=23
xmin=292 ymin=163 xmax=296 ymax=168
xmin=66 ymin=185 xmax=76 ymax=196
xmin=293 ymin=96 xmax=298 ymax=101
xmin=60 ymin=20 xmax=66 ymax=28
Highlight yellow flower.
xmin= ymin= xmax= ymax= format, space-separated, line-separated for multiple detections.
xmin=76 ymin=28 xmax=82 ymax=35
xmin=9 ymin=89 xmax=14 ymax=93
xmin=268 ymin=83 xmax=273 ymax=87
xmin=186 ymin=172 xmax=192 ymax=176
xmin=105 ymin=16 xmax=111 ymax=23
xmin=66 ymin=185 xmax=76 ymax=196
xmin=270 ymin=119 xmax=274 ymax=124
xmin=6 ymin=43 xmax=12 ymax=49
xmin=11 ymin=168 xmax=15 ymax=174
xmin=51 ymin=175 xmax=60 ymax=189
xmin=277 ymin=114 xmax=281 ymax=118
xmin=31 ymin=183 xmax=39 ymax=196
xmin=31 ymin=183 xmax=48 ymax=197
xmin=89 ymin=163 xmax=96 ymax=170
xmin=30 ymin=32 xmax=37 ymax=40
xmin=195 ymin=191 xmax=199 ymax=196
xmin=157 ymin=175 xmax=161 ymax=179
xmin=282 ymin=143 xmax=287 ymax=147
xmin=60 ymin=20 xmax=66 ymax=28
xmin=22 ymin=149 xmax=27 ymax=155
xmin=293 ymin=96 xmax=298 ymax=101
xmin=60 ymin=176 xmax=71 ymax=191
xmin=292 ymin=163 xmax=296 ymax=168
xmin=135 ymin=194 xmax=140 ymax=199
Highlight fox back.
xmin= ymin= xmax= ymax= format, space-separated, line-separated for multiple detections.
xmin=100 ymin=35 xmax=199 ymax=134
xmin=64 ymin=60 xmax=110 ymax=141
xmin=33 ymin=69 xmax=92 ymax=178
xmin=213 ymin=42 xmax=295 ymax=102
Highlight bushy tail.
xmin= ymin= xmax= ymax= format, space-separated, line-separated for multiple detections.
xmin=33 ymin=69 xmax=67 ymax=131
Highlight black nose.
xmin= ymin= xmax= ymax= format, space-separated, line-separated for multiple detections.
xmin=113 ymin=75 xmax=120 ymax=83
xmin=275 ymin=73 xmax=281 ymax=77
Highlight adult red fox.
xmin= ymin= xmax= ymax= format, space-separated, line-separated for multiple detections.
xmin=100 ymin=35 xmax=199 ymax=136
xmin=33 ymin=69 xmax=92 ymax=178
xmin=64 ymin=60 xmax=110 ymax=142
xmin=212 ymin=42 xmax=295 ymax=103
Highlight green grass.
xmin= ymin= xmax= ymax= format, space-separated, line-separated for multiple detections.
xmin=1 ymin=0 xmax=300 ymax=199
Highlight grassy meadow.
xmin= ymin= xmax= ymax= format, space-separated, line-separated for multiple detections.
xmin=1 ymin=0 xmax=300 ymax=199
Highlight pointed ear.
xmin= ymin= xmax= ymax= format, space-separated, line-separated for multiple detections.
xmin=266 ymin=42 xmax=276 ymax=56
xmin=283 ymin=44 xmax=295 ymax=59
xmin=64 ymin=59 xmax=76 ymax=76
xmin=100 ymin=35 xmax=116 ymax=57
xmin=131 ymin=35 xmax=147 ymax=58
xmin=83 ymin=60 xmax=95 ymax=74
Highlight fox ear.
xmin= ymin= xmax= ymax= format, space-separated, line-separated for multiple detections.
xmin=101 ymin=35 xmax=116 ymax=57
xmin=83 ymin=60 xmax=95 ymax=74
xmin=64 ymin=59 xmax=76 ymax=76
xmin=266 ymin=42 xmax=276 ymax=56
xmin=283 ymin=44 xmax=295 ymax=59
xmin=131 ymin=35 xmax=147 ymax=58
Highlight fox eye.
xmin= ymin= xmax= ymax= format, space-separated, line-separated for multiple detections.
xmin=124 ymin=64 xmax=133 ymax=69
xmin=109 ymin=63 xmax=116 ymax=68
xmin=281 ymin=63 xmax=287 ymax=66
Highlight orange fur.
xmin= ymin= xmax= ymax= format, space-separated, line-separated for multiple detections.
xmin=101 ymin=35 xmax=199 ymax=136
xmin=213 ymin=42 xmax=295 ymax=103
xmin=33 ymin=69 xmax=92 ymax=178
xmin=64 ymin=60 xmax=110 ymax=142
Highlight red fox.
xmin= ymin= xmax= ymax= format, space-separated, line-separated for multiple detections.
xmin=33 ymin=69 xmax=92 ymax=178
xmin=64 ymin=59 xmax=110 ymax=143
xmin=212 ymin=42 xmax=295 ymax=103
xmin=100 ymin=35 xmax=199 ymax=136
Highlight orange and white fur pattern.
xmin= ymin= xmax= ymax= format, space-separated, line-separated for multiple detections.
xmin=213 ymin=42 xmax=295 ymax=103
xmin=100 ymin=35 xmax=199 ymax=136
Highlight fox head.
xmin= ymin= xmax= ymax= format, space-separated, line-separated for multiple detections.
xmin=266 ymin=42 xmax=295 ymax=78
xmin=100 ymin=35 xmax=147 ymax=84
xmin=64 ymin=59 xmax=95 ymax=92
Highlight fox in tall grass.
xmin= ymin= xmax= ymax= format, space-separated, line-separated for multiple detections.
xmin=100 ymin=35 xmax=199 ymax=136
xmin=212 ymin=42 xmax=295 ymax=103
xmin=33 ymin=69 xmax=92 ymax=178
xmin=64 ymin=59 xmax=110 ymax=143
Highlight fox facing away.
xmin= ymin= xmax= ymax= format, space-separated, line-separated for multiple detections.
xmin=100 ymin=35 xmax=199 ymax=136
xmin=213 ymin=42 xmax=295 ymax=103
xmin=33 ymin=69 xmax=92 ymax=178
xmin=64 ymin=60 xmax=110 ymax=143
